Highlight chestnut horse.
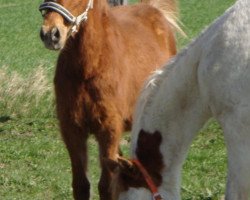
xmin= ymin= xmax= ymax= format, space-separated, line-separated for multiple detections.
xmin=39 ymin=0 xmax=180 ymax=199
xmin=107 ymin=0 xmax=250 ymax=199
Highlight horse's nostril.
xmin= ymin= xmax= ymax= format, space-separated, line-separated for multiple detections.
xmin=40 ymin=27 xmax=63 ymax=50
xmin=51 ymin=27 xmax=61 ymax=42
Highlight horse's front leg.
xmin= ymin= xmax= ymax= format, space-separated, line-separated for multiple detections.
xmin=60 ymin=121 xmax=90 ymax=200
xmin=95 ymin=119 xmax=123 ymax=200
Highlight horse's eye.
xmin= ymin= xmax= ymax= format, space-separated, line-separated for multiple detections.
xmin=41 ymin=10 xmax=48 ymax=17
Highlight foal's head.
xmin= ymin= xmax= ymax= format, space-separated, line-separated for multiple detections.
xmin=106 ymin=130 xmax=164 ymax=200
xmin=106 ymin=158 xmax=151 ymax=200
xmin=39 ymin=0 xmax=93 ymax=50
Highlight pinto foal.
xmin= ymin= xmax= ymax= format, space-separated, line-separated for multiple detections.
xmin=39 ymin=0 xmax=179 ymax=199
xmin=107 ymin=0 xmax=250 ymax=199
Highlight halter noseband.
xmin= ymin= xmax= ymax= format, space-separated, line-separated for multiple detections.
xmin=39 ymin=0 xmax=94 ymax=33
xmin=132 ymin=159 xmax=163 ymax=200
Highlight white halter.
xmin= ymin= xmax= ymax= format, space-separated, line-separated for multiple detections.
xmin=39 ymin=0 xmax=94 ymax=33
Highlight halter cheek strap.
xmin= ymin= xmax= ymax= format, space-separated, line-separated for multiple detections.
xmin=132 ymin=159 xmax=163 ymax=200
xmin=39 ymin=0 xmax=94 ymax=33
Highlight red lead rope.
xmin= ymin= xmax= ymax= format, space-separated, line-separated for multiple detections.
xmin=131 ymin=159 xmax=163 ymax=200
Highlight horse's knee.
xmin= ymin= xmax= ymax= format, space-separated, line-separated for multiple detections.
xmin=97 ymin=133 xmax=122 ymax=159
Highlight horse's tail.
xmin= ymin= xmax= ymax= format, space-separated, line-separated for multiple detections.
xmin=142 ymin=0 xmax=186 ymax=36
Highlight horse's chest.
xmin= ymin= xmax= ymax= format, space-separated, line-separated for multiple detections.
xmin=63 ymin=81 xmax=112 ymax=128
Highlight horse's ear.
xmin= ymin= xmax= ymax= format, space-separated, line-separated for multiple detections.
xmin=117 ymin=157 xmax=139 ymax=176
xmin=103 ymin=157 xmax=135 ymax=172
xmin=104 ymin=157 xmax=138 ymax=173
xmin=104 ymin=157 xmax=146 ymax=188
xmin=117 ymin=157 xmax=134 ymax=170
xmin=117 ymin=158 xmax=147 ymax=188
xmin=103 ymin=158 xmax=120 ymax=172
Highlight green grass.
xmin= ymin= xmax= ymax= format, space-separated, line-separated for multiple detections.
xmin=0 ymin=0 xmax=235 ymax=199
xmin=178 ymin=0 xmax=235 ymax=47
xmin=0 ymin=1 xmax=57 ymax=74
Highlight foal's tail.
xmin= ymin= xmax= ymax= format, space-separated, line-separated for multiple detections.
xmin=142 ymin=0 xmax=185 ymax=36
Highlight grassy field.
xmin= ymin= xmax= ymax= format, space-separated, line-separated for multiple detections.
xmin=0 ymin=0 xmax=235 ymax=199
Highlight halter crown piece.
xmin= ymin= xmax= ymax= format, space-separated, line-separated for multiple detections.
xmin=39 ymin=0 xmax=94 ymax=33
xmin=132 ymin=159 xmax=163 ymax=200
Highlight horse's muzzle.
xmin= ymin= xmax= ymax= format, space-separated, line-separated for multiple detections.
xmin=40 ymin=26 xmax=62 ymax=50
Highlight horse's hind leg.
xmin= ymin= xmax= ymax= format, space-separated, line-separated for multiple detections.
xmin=95 ymin=120 xmax=123 ymax=200
xmin=218 ymin=111 xmax=250 ymax=200
xmin=60 ymin=123 xmax=90 ymax=200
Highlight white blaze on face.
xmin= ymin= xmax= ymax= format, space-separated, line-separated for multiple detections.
xmin=118 ymin=188 xmax=152 ymax=200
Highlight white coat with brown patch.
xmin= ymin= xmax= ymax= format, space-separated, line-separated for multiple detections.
xmin=108 ymin=0 xmax=250 ymax=199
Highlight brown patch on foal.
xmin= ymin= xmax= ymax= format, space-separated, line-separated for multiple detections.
xmin=135 ymin=129 xmax=164 ymax=186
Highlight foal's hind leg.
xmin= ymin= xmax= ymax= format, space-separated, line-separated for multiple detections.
xmin=218 ymin=112 xmax=250 ymax=200
xmin=95 ymin=119 xmax=123 ymax=200
xmin=60 ymin=122 xmax=90 ymax=200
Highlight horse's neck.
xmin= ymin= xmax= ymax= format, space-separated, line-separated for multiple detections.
xmin=65 ymin=3 xmax=111 ymax=79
